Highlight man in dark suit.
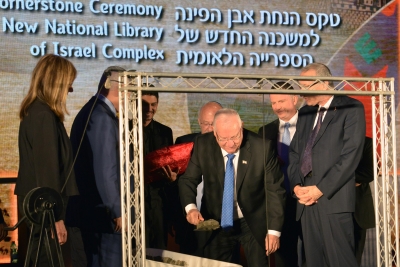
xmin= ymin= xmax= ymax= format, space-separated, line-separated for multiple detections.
xmin=68 ymin=66 xmax=126 ymax=267
xmin=179 ymin=108 xmax=286 ymax=266
xmin=258 ymin=82 xmax=301 ymax=267
xmin=354 ymin=136 xmax=375 ymax=265
xmin=174 ymin=101 xmax=222 ymax=255
xmin=142 ymin=91 xmax=177 ymax=249
xmin=288 ymin=63 xmax=365 ymax=267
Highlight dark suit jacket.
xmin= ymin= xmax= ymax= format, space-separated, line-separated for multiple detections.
xmin=16 ymin=99 xmax=79 ymax=220
xmin=354 ymin=137 xmax=375 ymax=229
xmin=143 ymin=119 xmax=173 ymax=188
xmin=288 ymin=95 xmax=366 ymax=219
xmin=178 ymin=129 xmax=286 ymax=248
xmin=68 ymin=96 xmax=120 ymax=232
xmin=174 ymin=132 xmax=201 ymax=252
xmin=258 ymin=119 xmax=280 ymax=151
xmin=175 ymin=132 xmax=199 ymax=144
xmin=144 ymin=120 xmax=173 ymax=155
xmin=143 ymin=119 xmax=173 ymax=189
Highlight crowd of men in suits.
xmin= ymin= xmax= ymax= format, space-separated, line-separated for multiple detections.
xmin=64 ymin=62 xmax=374 ymax=267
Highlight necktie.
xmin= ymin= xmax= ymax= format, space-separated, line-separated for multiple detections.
xmin=221 ymin=154 xmax=235 ymax=229
xmin=281 ymin=123 xmax=291 ymax=193
xmin=300 ymin=107 xmax=326 ymax=177
xmin=282 ymin=122 xmax=291 ymax=146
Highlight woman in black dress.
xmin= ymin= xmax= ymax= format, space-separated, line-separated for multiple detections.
xmin=15 ymin=54 xmax=79 ymax=266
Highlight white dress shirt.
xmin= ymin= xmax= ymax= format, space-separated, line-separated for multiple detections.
xmin=312 ymin=96 xmax=334 ymax=128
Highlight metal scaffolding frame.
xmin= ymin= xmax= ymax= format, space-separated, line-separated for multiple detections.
xmin=118 ymin=72 xmax=397 ymax=267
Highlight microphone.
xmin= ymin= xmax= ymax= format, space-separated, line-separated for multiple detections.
xmin=103 ymin=66 xmax=126 ymax=90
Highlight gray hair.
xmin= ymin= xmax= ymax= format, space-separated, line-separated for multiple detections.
xmin=301 ymin=63 xmax=334 ymax=87
xmin=212 ymin=108 xmax=242 ymax=128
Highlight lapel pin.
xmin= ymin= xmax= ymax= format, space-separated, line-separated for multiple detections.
xmin=242 ymin=160 xmax=247 ymax=164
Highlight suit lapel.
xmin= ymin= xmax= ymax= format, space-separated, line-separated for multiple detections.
xmin=313 ymin=96 xmax=339 ymax=146
xmin=263 ymin=119 xmax=279 ymax=141
xmin=212 ymin=139 xmax=226 ymax=187
xmin=274 ymin=120 xmax=279 ymax=135
xmin=151 ymin=121 xmax=163 ymax=149
xmin=236 ymin=131 xmax=251 ymax=192
xmin=302 ymin=106 xmax=318 ymax=141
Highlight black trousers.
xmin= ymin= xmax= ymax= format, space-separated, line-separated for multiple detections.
xmin=204 ymin=218 xmax=268 ymax=267
xmin=145 ymin=185 xmax=168 ymax=249
xmin=301 ymin=173 xmax=358 ymax=267
xmin=274 ymin=196 xmax=301 ymax=267
xmin=67 ymin=227 xmax=87 ymax=267
xmin=302 ymin=206 xmax=358 ymax=267
xmin=353 ymin=217 xmax=367 ymax=266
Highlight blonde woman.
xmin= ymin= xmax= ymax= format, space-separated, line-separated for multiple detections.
xmin=15 ymin=54 xmax=79 ymax=266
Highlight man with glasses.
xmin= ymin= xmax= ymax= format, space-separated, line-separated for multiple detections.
xmin=176 ymin=101 xmax=223 ymax=144
xmin=179 ymin=108 xmax=285 ymax=266
xmin=288 ymin=63 xmax=365 ymax=267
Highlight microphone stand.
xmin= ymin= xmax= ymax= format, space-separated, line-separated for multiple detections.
xmin=5 ymin=187 xmax=65 ymax=267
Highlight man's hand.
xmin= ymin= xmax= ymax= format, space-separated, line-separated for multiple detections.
xmin=293 ymin=185 xmax=308 ymax=196
xmin=161 ymin=165 xmax=180 ymax=182
xmin=0 ymin=223 xmax=7 ymax=242
xmin=265 ymin=234 xmax=280 ymax=256
xmin=186 ymin=209 xmax=204 ymax=225
xmin=294 ymin=185 xmax=309 ymax=201
xmin=114 ymin=217 xmax=122 ymax=232
xmin=297 ymin=185 xmax=323 ymax=205
xmin=54 ymin=220 xmax=67 ymax=245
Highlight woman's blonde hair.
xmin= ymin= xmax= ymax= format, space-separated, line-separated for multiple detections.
xmin=19 ymin=54 xmax=77 ymax=121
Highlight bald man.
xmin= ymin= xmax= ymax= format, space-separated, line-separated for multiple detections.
xmin=176 ymin=101 xmax=223 ymax=143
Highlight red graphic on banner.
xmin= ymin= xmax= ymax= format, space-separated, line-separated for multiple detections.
xmin=344 ymin=57 xmax=388 ymax=138
xmin=381 ymin=0 xmax=397 ymax=16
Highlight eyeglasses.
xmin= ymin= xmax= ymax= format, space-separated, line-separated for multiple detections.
xmin=299 ymin=81 xmax=319 ymax=90
xmin=216 ymin=129 xmax=242 ymax=144
xmin=200 ymin=122 xmax=213 ymax=127
xmin=110 ymin=80 xmax=124 ymax=84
